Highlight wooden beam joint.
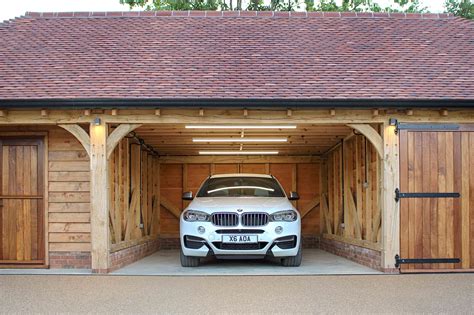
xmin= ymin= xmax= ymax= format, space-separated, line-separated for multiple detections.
xmin=106 ymin=124 xmax=142 ymax=158
xmin=347 ymin=124 xmax=384 ymax=159
xmin=58 ymin=124 xmax=91 ymax=157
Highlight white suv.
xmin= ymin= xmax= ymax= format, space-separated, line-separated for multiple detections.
xmin=180 ymin=173 xmax=302 ymax=267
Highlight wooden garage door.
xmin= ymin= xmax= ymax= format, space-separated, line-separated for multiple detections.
xmin=0 ymin=138 xmax=45 ymax=266
xmin=399 ymin=125 xmax=474 ymax=272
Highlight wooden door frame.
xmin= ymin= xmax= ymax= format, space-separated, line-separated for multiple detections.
xmin=0 ymin=131 xmax=48 ymax=268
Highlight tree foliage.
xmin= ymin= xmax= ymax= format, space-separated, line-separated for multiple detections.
xmin=120 ymin=0 xmax=474 ymax=18
xmin=445 ymin=0 xmax=474 ymax=19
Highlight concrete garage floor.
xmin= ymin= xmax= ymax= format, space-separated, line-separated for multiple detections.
xmin=0 ymin=249 xmax=380 ymax=275
xmin=111 ymin=249 xmax=381 ymax=276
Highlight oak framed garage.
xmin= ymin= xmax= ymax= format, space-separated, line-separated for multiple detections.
xmin=0 ymin=11 xmax=473 ymax=274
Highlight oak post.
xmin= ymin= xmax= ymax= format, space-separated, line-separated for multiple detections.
xmin=90 ymin=120 xmax=110 ymax=272
xmin=381 ymin=122 xmax=400 ymax=271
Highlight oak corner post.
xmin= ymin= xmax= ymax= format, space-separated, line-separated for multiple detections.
xmin=90 ymin=120 xmax=110 ymax=272
xmin=381 ymin=122 xmax=400 ymax=271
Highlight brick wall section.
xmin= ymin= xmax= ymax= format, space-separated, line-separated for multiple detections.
xmin=302 ymin=235 xmax=319 ymax=249
xmin=108 ymin=239 xmax=160 ymax=272
xmin=320 ymin=237 xmax=383 ymax=271
xmin=49 ymin=251 xmax=91 ymax=269
xmin=159 ymin=237 xmax=181 ymax=250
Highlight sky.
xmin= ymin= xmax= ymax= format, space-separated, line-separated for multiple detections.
xmin=1 ymin=0 xmax=447 ymax=23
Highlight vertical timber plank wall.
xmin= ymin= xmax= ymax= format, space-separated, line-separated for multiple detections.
xmin=159 ymin=161 xmax=321 ymax=243
xmin=323 ymin=135 xmax=382 ymax=244
xmin=108 ymin=137 xmax=160 ymax=271
xmin=399 ymin=129 xmax=474 ymax=271
xmin=321 ymin=134 xmax=383 ymax=270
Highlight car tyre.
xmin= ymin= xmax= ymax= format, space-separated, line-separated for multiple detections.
xmin=281 ymin=243 xmax=302 ymax=267
xmin=180 ymin=249 xmax=200 ymax=267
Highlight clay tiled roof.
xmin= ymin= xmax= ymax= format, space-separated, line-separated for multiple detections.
xmin=0 ymin=11 xmax=473 ymax=106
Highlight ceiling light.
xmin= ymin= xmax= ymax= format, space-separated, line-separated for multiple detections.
xmin=193 ymin=138 xmax=287 ymax=143
xmin=199 ymin=151 xmax=279 ymax=155
xmin=185 ymin=125 xmax=296 ymax=129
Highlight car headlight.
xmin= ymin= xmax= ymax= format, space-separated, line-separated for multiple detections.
xmin=183 ymin=210 xmax=210 ymax=222
xmin=270 ymin=210 xmax=298 ymax=222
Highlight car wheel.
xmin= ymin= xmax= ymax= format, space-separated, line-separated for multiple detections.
xmin=281 ymin=243 xmax=302 ymax=267
xmin=180 ymin=249 xmax=200 ymax=267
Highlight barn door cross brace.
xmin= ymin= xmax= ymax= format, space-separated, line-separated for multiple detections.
xmin=394 ymin=188 xmax=460 ymax=202
xmin=394 ymin=255 xmax=461 ymax=268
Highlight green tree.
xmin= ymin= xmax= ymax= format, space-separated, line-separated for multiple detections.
xmin=445 ymin=0 xmax=474 ymax=19
xmin=310 ymin=0 xmax=425 ymax=12
xmin=121 ymin=0 xmax=429 ymax=12
xmin=121 ymin=0 xmax=221 ymax=10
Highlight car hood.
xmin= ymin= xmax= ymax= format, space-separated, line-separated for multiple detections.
xmin=185 ymin=197 xmax=296 ymax=214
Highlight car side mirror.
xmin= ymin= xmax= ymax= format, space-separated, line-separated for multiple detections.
xmin=182 ymin=191 xmax=193 ymax=200
xmin=288 ymin=191 xmax=300 ymax=200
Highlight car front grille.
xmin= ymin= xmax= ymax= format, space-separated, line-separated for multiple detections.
xmin=211 ymin=213 xmax=239 ymax=227
xmin=241 ymin=213 xmax=269 ymax=227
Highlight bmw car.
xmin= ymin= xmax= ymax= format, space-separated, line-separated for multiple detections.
xmin=180 ymin=173 xmax=302 ymax=267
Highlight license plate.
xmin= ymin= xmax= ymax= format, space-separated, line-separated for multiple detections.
xmin=222 ymin=235 xmax=258 ymax=244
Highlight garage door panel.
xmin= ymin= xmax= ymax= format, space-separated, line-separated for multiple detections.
xmin=399 ymin=128 xmax=473 ymax=271
xmin=468 ymin=133 xmax=474 ymax=269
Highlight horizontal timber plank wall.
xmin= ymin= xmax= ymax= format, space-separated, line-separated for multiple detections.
xmin=321 ymin=133 xmax=383 ymax=270
xmin=48 ymin=127 xmax=91 ymax=268
xmin=160 ymin=160 xmax=321 ymax=246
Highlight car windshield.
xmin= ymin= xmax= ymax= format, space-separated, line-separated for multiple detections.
xmin=197 ymin=177 xmax=285 ymax=198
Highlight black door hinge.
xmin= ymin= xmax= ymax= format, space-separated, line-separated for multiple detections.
xmin=395 ymin=254 xmax=461 ymax=268
xmin=395 ymin=188 xmax=460 ymax=202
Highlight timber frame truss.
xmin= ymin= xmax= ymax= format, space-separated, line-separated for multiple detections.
xmin=1 ymin=107 xmax=472 ymax=271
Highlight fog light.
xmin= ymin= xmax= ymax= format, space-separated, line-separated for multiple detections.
xmin=275 ymin=226 xmax=283 ymax=234
xmin=198 ymin=226 xmax=205 ymax=234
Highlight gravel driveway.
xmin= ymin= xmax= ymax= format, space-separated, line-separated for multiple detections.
xmin=1 ymin=274 xmax=473 ymax=314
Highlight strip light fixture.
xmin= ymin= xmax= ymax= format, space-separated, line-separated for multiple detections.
xmin=186 ymin=125 xmax=297 ymax=129
xmin=193 ymin=137 xmax=287 ymax=143
xmin=199 ymin=151 xmax=279 ymax=155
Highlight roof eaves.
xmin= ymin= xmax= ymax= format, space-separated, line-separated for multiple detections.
xmin=1 ymin=98 xmax=473 ymax=109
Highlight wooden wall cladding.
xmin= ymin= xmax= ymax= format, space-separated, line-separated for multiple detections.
xmin=108 ymin=138 xmax=160 ymax=251
xmin=160 ymin=162 xmax=321 ymax=237
xmin=399 ymin=130 xmax=474 ymax=271
xmin=48 ymin=128 xmax=91 ymax=253
xmin=322 ymin=134 xmax=382 ymax=250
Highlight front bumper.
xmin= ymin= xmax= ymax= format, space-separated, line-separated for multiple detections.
xmin=180 ymin=219 xmax=301 ymax=258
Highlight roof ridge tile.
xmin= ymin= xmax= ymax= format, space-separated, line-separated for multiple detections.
xmin=23 ymin=10 xmax=456 ymax=20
